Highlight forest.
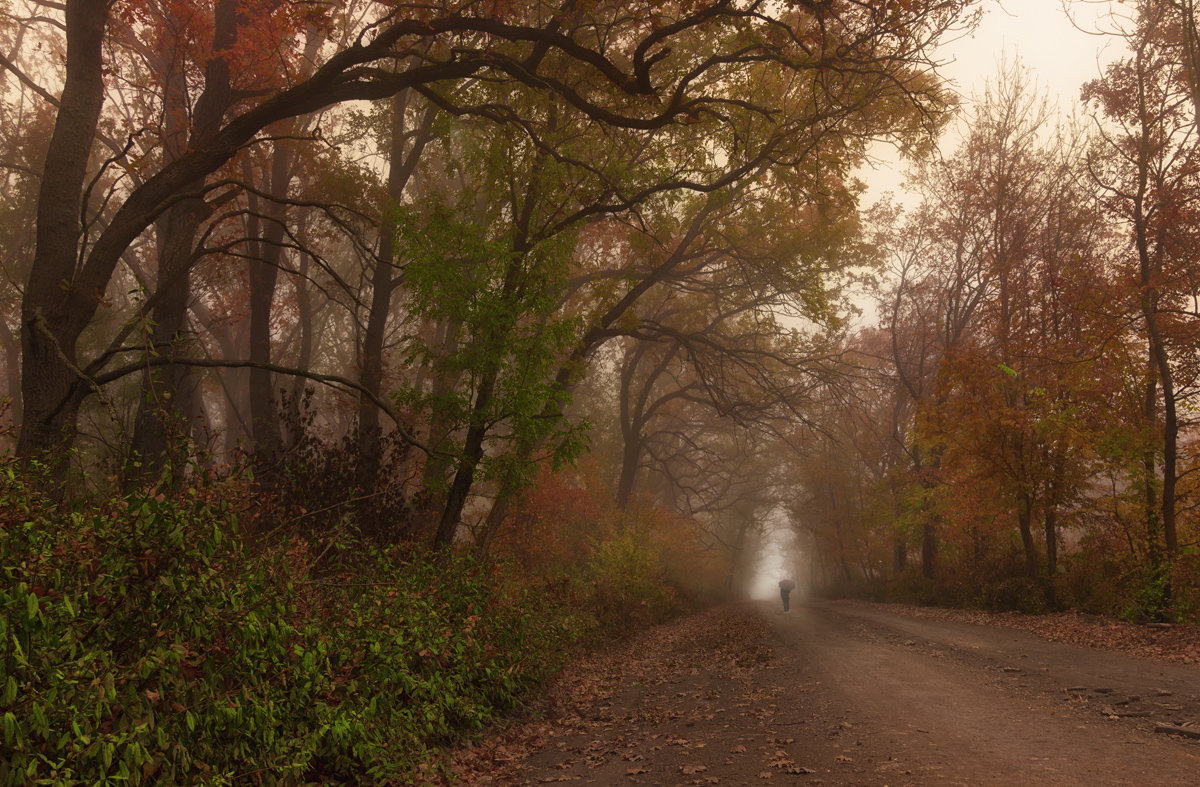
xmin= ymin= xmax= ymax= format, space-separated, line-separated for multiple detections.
xmin=3 ymin=0 xmax=1200 ymax=783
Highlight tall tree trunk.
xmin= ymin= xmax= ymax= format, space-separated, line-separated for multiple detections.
xmin=283 ymin=251 xmax=314 ymax=452
xmin=893 ymin=537 xmax=907 ymax=575
xmin=615 ymin=435 xmax=643 ymax=510
xmin=1150 ymin=338 xmax=1179 ymax=560
xmin=1143 ymin=434 xmax=1163 ymax=570
xmin=246 ymin=141 xmax=293 ymax=466
xmin=128 ymin=0 xmax=237 ymax=481
xmin=212 ymin=312 xmax=249 ymax=461
xmin=1017 ymin=492 xmax=1038 ymax=576
xmin=420 ymin=318 xmax=464 ymax=492
xmin=1044 ymin=474 xmax=1061 ymax=579
xmin=17 ymin=0 xmax=109 ymax=474
xmin=1043 ymin=450 xmax=1066 ymax=607
xmin=357 ymin=94 xmax=436 ymax=487
xmin=129 ymin=204 xmax=204 ymax=477
xmin=476 ymin=489 xmax=513 ymax=555
xmin=432 ymin=241 xmax=530 ymax=546
xmin=433 ymin=369 xmax=498 ymax=547
xmin=920 ymin=475 xmax=938 ymax=580
xmin=1129 ymin=35 xmax=1176 ymax=583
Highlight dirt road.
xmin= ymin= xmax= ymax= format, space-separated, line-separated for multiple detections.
xmin=445 ymin=600 xmax=1200 ymax=786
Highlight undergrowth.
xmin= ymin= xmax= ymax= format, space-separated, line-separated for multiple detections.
xmin=0 ymin=461 xmax=645 ymax=785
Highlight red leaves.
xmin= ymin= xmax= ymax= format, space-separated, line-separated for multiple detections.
xmin=113 ymin=0 xmax=331 ymax=104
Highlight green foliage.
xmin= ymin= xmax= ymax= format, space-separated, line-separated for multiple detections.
xmin=393 ymin=189 xmax=587 ymax=495
xmin=580 ymin=529 xmax=682 ymax=636
xmin=1122 ymin=564 xmax=1172 ymax=623
xmin=0 ymin=463 xmax=575 ymax=785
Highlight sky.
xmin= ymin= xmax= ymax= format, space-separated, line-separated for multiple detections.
xmin=940 ymin=0 xmax=1121 ymax=104
xmin=859 ymin=0 xmax=1127 ymax=200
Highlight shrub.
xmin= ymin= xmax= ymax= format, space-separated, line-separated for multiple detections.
xmin=582 ymin=529 xmax=682 ymax=636
xmin=879 ymin=572 xmax=965 ymax=608
xmin=1168 ymin=552 xmax=1200 ymax=624
xmin=979 ymin=576 xmax=1047 ymax=614
xmin=0 ymin=462 xmax=574 ymax=785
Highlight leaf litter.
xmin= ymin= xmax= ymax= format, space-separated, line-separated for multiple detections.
xmin=436 ymin=604 xmax=787 ymax=785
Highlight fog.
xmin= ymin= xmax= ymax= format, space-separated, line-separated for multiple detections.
xmin=748 ymin=513 xmax=803 ymax=601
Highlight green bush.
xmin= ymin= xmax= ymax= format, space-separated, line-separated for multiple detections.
xmin=581 ymin=529 xmax=682 ymax=636
xmin=0 ymin=463 xmax=575 ymax=785
xmin=1121 ymin=563 xmax=1172 ymax=623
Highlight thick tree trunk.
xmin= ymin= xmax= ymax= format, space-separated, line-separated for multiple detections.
xmin=920 ymin=468 xmax=939 ymax=580
xmin=616 ymin=435 xmax=642 ymax=510
xmin=17 ymin=0 xmax=109 ymax=473
xmin=1044 ymin=499 xmax=1059 ymax=578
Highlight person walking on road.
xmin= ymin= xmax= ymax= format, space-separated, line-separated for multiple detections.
xmin=778 ymin=578 xmax=795 ymax=612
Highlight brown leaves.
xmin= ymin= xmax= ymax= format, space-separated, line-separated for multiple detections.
xmin=889 ymin=603 xmax=1200 ymax=666
xmin=437 ymin=605 xmax=781 ymax=784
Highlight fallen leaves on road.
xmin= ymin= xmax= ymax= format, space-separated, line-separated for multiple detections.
xmin=881 ymin=603 xmax=1200 ymax=666
xmin=436 ymin=606 xmax=775 ymax=785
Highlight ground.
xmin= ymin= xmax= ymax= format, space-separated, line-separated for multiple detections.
xmin=438 ymin=599 xmax=1200 ymax=786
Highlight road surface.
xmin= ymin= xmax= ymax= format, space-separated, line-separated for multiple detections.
xmin=459 ymin=600 xmax=1200 ymax=786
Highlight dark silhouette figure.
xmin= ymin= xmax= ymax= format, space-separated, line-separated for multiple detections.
xmin=778 ymin=578 xmax=795 ymax=612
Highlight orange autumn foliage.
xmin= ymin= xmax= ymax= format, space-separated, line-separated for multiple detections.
xmin=495 ymin=465 xmax=602 ymax=572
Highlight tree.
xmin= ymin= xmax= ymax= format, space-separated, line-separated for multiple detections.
xmin=877 ymin=63 xmax=1118 ymax=597
xmin=1085 ymin=1 xmax=1200 ymax=570
xmin=15 ymin=0 xmax=976 ymax=490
